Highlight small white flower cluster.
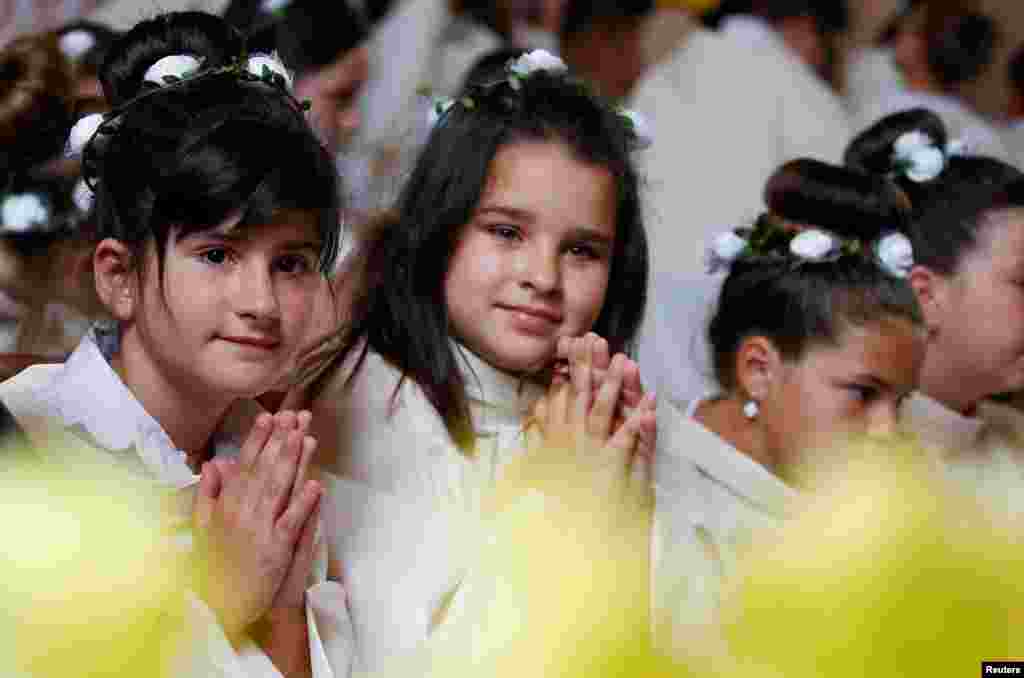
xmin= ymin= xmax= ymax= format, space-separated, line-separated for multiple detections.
xmin=424 ymin=49 xmax=653 ymax=149
xmin=705 ymin=228 xmax=914 ymax=279
xmin=59 ymin=29 xmax=96 ymax=63
xmin=141 ymin=52 xmax=294 ymax=91
xmin=1 ymin=194 xmax=49 ymax=234
xmin=891 ymin=130 xmax=968 ymax=183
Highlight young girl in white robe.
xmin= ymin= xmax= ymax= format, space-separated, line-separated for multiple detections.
xmin=653 ymin=158 xmax=926 ymax=650
xmin=0 ymin=11 xmax=347 ymax=677
xmin=287 ymin=50 xmax=658 ymax=674
xmin=844 ymin=109 xmax=1024 ymax=519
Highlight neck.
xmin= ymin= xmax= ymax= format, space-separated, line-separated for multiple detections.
xmin=112 ymin=326 xmax=233 ymax=463
xmin=904 ymin=71 xmax=944 ymax=96
xmin=917 ymin=345 xmax=980 ymax=416
xmin=696 ymin=396 xmax=781 ymax=475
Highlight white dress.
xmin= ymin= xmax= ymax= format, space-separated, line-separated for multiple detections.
xmin=902 ymin=392 xmax=1024 ymax=519
xmin=0 ymin=325 xmax=347 ymax=678
xmin=629 ymin=25 xmax=850 ymax=281
xmin=309 ymin=344 xmax=547 ymax=674
xmin=652 ymin=397 xmax=795 ymax=651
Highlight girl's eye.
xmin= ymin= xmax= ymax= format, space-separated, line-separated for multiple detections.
xmin=847 ymin=384 xmax=879 ymax=403
xmin=200 ymin=248 xmax=229 ymax=265
xmin=567 ymin=243 xmax=600 ymax=260
xmin=488 ymin=225 xmax=521 ymax=241
xmin=276 ymin=254 xmax=314 ymax=274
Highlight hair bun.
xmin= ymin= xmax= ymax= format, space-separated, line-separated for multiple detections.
xmin=100 ymin=11 xmax=243 ymax=105
xmin=764 ymin=158 xmax=910 ymax=242
xmin=844 ymin=108 xmax=948 ymax=179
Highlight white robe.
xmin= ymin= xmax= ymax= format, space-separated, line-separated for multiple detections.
xmin=0 ymin=325 xmax=347 ymax=678
xmin=652 ymin=397 xmax=795 ymax=652
xmin=629 ymin=25 xmax=850 ymax=280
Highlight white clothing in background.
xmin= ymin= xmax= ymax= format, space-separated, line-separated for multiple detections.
xmin=630 ymin=27 xmax=850 ymax=282
xmin=846 ymin=48 xmax=1009 ymax=160
xmin=1000 ymin=121 xmax=1024 ymax=170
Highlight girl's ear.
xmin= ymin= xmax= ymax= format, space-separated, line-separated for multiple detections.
xmin=734 ymin=335 xmax=784 ymax=403
xmin=908 ymin=264 xmax=944 ymax=332
xmin=93 ymin=239 xmax=138 ymax=323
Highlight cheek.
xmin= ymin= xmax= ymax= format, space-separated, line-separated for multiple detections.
xmin=563 ymin=266 xmax=610 ymax=330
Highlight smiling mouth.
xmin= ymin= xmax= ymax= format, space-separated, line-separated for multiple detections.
xmin=500 ymin=305 xmax=564 ymax=324
xmin=220 ymin=336 xmax=281 ymax=350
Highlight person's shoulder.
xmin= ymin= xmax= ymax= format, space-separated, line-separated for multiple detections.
xmin=0 ymin=362 xmax=64 ymax=420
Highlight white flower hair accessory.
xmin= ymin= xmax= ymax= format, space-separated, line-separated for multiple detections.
xmin=427 ymin=97 xmax=456 ymax=128
xmin=619 ymin=109 xmax=653 ymax=150
xmin=790 ymin=229 xmax=839 ymax=262
xmin=508 ymin=49 xmax=568 ymax=81
xmin=66 ymin=112 xmax=107 ymax=158
xmin=706 ymin=231 xmax=748 ymax=274
xmin=874 ymin=232 xmax=914 ymax=278
xmin=72 ymin=179 xmax=95 ymax=215
xmin=246 ymin=52 xmax=294 ymax=91
xmin=892 ymin=130 xmax=945 ymax=182
xmin=945 ymin=137 xmax=969 ymax=157
xmin=1 ymin=194 xmax=49 ymax=234
xmin=260 ymin=0 xmax=291 ymax=13
xmin=59 ymin=30 xmax=96 ymax=62
xmin=143 ymin=54 xmax=204 ymax=86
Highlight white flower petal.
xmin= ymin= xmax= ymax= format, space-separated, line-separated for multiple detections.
xmin=905 ymin=146 xmax=945 ymax=182
xmin=705 ymin=231 xmax=747 ymax=273
xmin=893 ymin=130 xmax=934 ymax=159
xmin=260 ymin=0 xmax=291 ymax=12
xmin=66 ymin=112 xmax=106 ymax=157
xmin=945 ymin=138 xmax=969 ymax=157
xmin=875 ymin=232 xmax=914 ymax=278
xmin=59 ymin=30 xmax=96 ymax=62
xmin=72 ymin=180 xmax=94 ymax=214
xmin=427 ymin=98 xmax=455 ymax=128
xmin=1 ymin=194 xmax=49 ymax=234
xmin=621 ymin=109 xmax=653 ymax=150
xmin=509 ymin=49 xmax=567 ymax=77
xmin=790 ymin=229 xmax=837 ymax=261
xmin=143 ymin=54 xmax=203 ymax=86
xmin=246 ymin=53 xmax=294 ymax=91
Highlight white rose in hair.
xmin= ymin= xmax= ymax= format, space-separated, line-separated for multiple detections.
xmin=66 ymin=112 xmax=106 ymax=157
xmin=73 ymin=180 xmax=94 ymax=214
xmin=893 ymin=130 xmax=934 ymax=158
xmin=705 ymin=230 xmax=747 ymax=273
xmin=875 ymin=232 xmax=914 ymax=278
xmin=59 ymin=30 xmax=96 ymax=62
xmin=509 ymin=49 xmax=568 ymax=77
xmin=144 ymin=54 xmax=203 ymax=86
xmin=1 ymin=194 xmax=48 ymax=234
xmin=247 ymin=53 xmax=294 ymax=90
xmin=621 ymin=109 xmax=652 ymax=150
xmin=945 ymin=138 xmax=969 ymax=157
xmin=427 ymin=98 xmax=455 ymax=128
xmin=905 ymin=146 xmax=945 ymax=182
xmin=260 ymin=0 xmax=291 ymax=12
xmin=789 ymin=229 xmax=837 ymax=262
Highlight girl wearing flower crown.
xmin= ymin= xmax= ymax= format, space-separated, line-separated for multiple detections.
xmin=0 ymin=11 xmax=345 ymax=677
xmin=845 ymin=108 xmax=1024 ymax=518
xmin=654 ymin=158 xmax=925 ymax=645
xmin=284 ymin=50 xmax=657 ymax=672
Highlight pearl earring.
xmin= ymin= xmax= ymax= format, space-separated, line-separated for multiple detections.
xmin=743 ymin=399 xmax=759 ymax=420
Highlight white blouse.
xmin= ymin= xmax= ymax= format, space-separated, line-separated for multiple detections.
xmin=0 ymin=326 xmax=346 ymax=678
xmin=310 ymin=343 xmax=546 ymax=674
xmin=652 ymin=397 xmax=795 ymax=650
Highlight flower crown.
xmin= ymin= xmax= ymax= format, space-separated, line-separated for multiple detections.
xmin=889 ymin=130 xmax=968 ymax=183
xmin=424 ymin=50 xmax=653 ymax=151
xmin=705 ymin=215 xmax=914 ymax=280
xmin=65 ymin=51 xmax=304 ymax=200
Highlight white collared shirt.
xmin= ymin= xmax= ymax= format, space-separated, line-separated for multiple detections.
xmin=0 ymin=325 xmax=348 ymax=678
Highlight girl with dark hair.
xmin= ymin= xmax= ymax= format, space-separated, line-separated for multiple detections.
xmin=287 ymin=51 xmax=656 ymax=672
xmin=655 ymin=158 xmax=925 ymax=640
xmin=845 ymin=109 xmax=1024 ymax=517
xmin=847 ymin=0 xmax=1007 ymax=159
xmin=0 ymin=11 xmax=345 ymax=677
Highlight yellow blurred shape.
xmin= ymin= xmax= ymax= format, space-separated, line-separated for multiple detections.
xmin=1 ymin=449 xmax=190 ymax=678
xmin=719 ymin=438 xmax=1024 ymax=677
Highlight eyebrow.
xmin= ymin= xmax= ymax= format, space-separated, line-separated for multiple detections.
xmin=848 ymin=374 xmax=891 ymax=390
xmin=476 ymin=206 xmax=614 ymax=245
xmin=185 ymin=229 xmax=321 ymax=251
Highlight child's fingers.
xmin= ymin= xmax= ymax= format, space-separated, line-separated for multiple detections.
xmin=277 ymin=480 xmax=322 ymax=546
xmin=260 ymin=429 xmax=304 ymax=520
xmin=193 ymin=461 xmax=222 ymax=530
xmin=291 ymin=498 xmax=322 ymax=580
xmin=295 ymin=410 xmax=312 ymax=436
xmin=592 ymin=334 xmax=610 ymax=372
xmin=288 ymin=435 xmax=318 ymax=507
xmin=239 ymin=412 xmax=273 ymax=469
xmin=589 ymin=354 xmax=625 ymax=440
xmin=622 ymin=359 xmax=645 ymax=410
xmin=605 ymin=409 xmax=640 ymax=460
xmin=572 ymin=355 xmax=593 ymax=439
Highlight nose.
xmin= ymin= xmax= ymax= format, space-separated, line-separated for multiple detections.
xmin=517 ymin=242 xmax=561 ymax=295
xmin=232 ymin=260 xmax=281 ymax=323
xmin=867 ymin=401 xmax=900 ymax=438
